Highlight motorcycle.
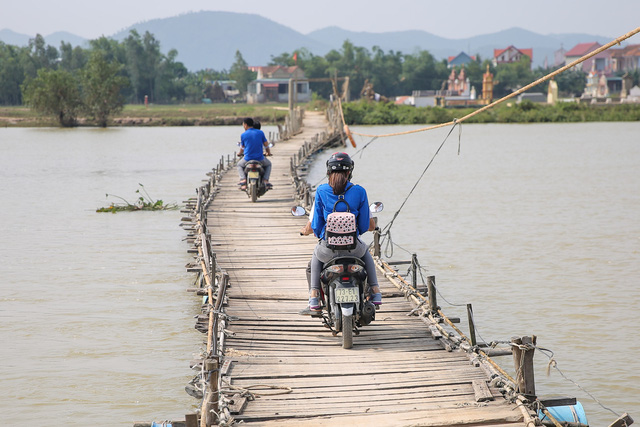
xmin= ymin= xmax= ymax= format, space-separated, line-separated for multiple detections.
xmin=243 ymin=160 xmax=268 ymax=202
xmin=291 ymin=201 xmax=384 ymax=349
xmin=238 ymin=142 xmax=273 ymax=203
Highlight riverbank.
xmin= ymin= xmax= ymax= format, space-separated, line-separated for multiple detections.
xmin=343 ymin=99 xmax=640 ymax=125
xmin=0 ymin=103 xmax=293 ymax=127
xmin=3 ymin=99 xmax=640 ymax=127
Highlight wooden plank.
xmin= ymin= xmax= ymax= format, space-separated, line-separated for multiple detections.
xmin=472 ymin=379 xmax=494 ymax=402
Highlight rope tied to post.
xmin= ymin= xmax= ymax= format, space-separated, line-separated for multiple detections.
xmin=220 ymin=380 xmax=293 ymax=399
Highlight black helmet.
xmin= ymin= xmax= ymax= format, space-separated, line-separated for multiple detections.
xmin=326 ymin=152 xmax=354 ymax=175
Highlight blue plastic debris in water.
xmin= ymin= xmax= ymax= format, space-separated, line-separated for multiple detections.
xmin=537 ymin=401 xmax=588 ymax=425
xmin=151 ymin=423 xmax=172 ymax=427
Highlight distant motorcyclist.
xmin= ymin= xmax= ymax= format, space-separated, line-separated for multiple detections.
xmin=237 ymin=117 xmax=272 ymax=190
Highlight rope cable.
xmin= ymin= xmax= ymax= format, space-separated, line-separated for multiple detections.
xmin=534 ymin=345 xmax=621 ymax=417
xmin=380 ymin=120 xmax=459 ymax=237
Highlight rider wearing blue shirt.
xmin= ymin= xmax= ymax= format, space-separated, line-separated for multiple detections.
xmin=237 ymin=117 xmax=272 ymax=189
xmin=301 ymin=152 xmax=381 ymax=310
xmin=311 ymin=183 xmax=370 ymax=239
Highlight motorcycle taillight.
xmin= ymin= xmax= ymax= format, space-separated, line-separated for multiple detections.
xmin=348 ymin=264 xmax=364 ymax=273
xmin=326 ymin=265 xmax=344 ymax=274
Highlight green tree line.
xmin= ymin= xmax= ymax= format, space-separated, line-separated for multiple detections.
xmin=269 ymin=41 xmax=604 ymax=101
xmin=2 ymin=32 xmax=638 ymax=127
xmin=0 ymin=31 xmax=254 ymax=126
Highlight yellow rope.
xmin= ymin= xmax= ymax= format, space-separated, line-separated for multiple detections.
xmin=347 ymin=26 xmax=640 ymax=139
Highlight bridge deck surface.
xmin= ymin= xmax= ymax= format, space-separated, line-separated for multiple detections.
xmin=207 ymin=112 xmax=524 ymax=426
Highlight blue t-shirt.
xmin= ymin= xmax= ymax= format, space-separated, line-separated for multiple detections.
xmin=241 ymin=128 xmax=267 ymax=161
xmin=311 ymin=182 xmax=370 ymax=239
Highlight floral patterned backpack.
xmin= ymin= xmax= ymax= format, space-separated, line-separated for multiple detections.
xmin=325 ymin=187 xmax=358 ymax=251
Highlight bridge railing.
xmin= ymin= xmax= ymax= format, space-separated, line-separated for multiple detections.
xmin=181 ymin=153 xmax=239 ymax=427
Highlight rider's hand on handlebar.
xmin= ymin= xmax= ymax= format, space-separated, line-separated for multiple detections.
xmin=299 ymin=222 xmax=313 ymax=236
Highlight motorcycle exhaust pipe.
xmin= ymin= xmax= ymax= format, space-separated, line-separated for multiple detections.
xmin=361 ymin=301 xmax=376 ymax=325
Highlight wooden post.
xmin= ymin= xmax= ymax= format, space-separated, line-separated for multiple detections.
xmin=427 ymin=276 xmax=438 ymax=312
xmin=411 ymin=253 xmax=417 ymax=287
xmin=185 ymin=413 xmax=198 ymax=427
xmin=204 ymin=358 xmax=220 ymax=426
xmin=372 ymin=218 xmax=380 ymax=257
xmin=344 ymin=76 xmax=350 ymax=102
xmin=466 ymin=304 xmax=477 ymax=346
xmin=288 ymin=78 xmax=294 ymax=115
xmin=195 ymin=188 xmax=202 ymax=217
xmin=511 ymin=335 xmax=537 ymax=397
xmin=305 ymin=187 xmax=311 ymax=208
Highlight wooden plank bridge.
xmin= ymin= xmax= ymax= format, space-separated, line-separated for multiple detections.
xmin=179 ymin=110 xmax=540 ymax=427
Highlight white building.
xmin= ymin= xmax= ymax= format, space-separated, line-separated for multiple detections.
xmin=246 ymin=66 xmax=311 ymax=104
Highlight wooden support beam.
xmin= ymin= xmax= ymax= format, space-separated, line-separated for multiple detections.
xmin=608 ymin=413 xmax=634 ymax=427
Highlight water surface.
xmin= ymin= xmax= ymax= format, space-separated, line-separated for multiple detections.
xmin=1 ymin=122 xmax=638 ymax=426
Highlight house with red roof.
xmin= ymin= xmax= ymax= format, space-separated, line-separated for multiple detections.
xmin=492 ymin=46 xmax=533 ymax=68
xmin=610 ymin=44 xmax=640 ymax=73
xmin=246 ymin=66 xmax=310 ymax=104
xmin=564 ymin=42 xmax=612 ymax=73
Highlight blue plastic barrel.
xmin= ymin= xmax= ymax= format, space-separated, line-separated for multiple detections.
xmin=537 ymin=401 xmax=588 ymax=425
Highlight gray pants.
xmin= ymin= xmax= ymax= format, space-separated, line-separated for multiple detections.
xmin=310 ymin=239 xmax=378 ymax=291
xmin=237 ymin=157 xmax=272 ymax=181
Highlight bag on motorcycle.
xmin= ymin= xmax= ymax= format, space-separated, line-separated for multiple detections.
xmin=325 ymin=198 xmax=358 ymax=251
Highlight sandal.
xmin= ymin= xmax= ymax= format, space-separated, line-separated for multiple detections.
xmin=237 ymin=180 xmax=246 ymax=186
xmin=308 ymin=296 xmax=321 ymax=310
xmin=266 ymin=182 xmax=273 ymax=189
xmin=239 ymin=185 xmax=247 ymax=191
xmin=371 ymin=292 xmax=382 ymax=305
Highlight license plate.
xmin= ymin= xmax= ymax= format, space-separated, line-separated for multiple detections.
xmin=335 ymin=287 xmax=359 ymax=304
xmin=248 ymin=171 xmax=259 ymax=179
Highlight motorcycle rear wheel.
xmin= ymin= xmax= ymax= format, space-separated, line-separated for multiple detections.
xmin=342 ymin=315 xmax=353 ymax=349
xmin=249 ymin=182 xmax=257 ymax=202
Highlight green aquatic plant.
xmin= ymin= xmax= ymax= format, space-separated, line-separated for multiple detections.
xmin=97 ymin=183 xmax=178 ymax=213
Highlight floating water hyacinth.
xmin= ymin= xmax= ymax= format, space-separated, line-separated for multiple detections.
xmin=97 ymin=183 xmax=178 ymax=213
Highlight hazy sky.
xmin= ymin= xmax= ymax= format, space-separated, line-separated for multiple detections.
xmin=3 ymin=0 xmax=639 ymax=40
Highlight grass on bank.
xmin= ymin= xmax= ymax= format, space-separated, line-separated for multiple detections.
xmin=2 ymin=99 xmax=640 ymax=128
xmin=0 ymin=103 xmax=293 ymax=127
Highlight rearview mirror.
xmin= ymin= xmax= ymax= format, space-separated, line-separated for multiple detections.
xmin=369 ymin=202 xmax=384 ymax=213
xmin=291 ymin=206 xmax=307 ymax=216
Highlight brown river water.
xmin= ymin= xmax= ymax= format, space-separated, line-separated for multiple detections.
xmin=0 ymin=122 xmax=638 ymax=425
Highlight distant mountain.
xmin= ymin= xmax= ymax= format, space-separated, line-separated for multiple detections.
xmin=0 ymin=29 xmax=88 ymax=48
xmin=44 ymin=31 xmax=89 ymax=48
xmin=0 ymin=12 xmax=620 ymax=70
xmin=109 ymin=11 xmax=332 ymax=71
xmin=0 ymin=29 xmax=31 ymax=46
xmin=306 ymin=26 xmax=614 ymax=68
